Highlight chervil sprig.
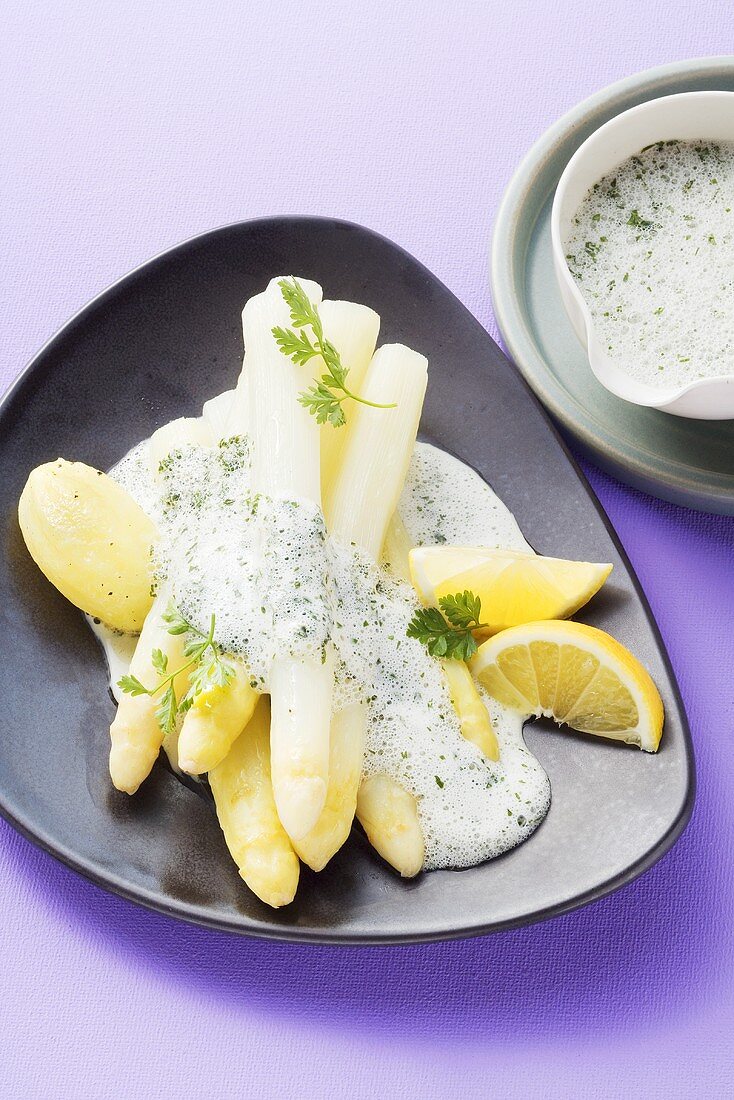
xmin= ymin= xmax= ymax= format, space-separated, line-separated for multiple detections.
xmin=272 ymin=277 xmax=396 ymax=427
xmin=118 ymin=603 xmax=234 ymax=734
xmin=407 ymin=590 xmax=489 ymax=662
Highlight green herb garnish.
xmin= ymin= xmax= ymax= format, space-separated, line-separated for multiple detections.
xmin=627 ymin=209 xmax=653 ymax=230
xmin=118 ymin=604 xmax=234 ymax=734
xmin=272 ymin=277 xmax=396 ymax=428
xmin=407 ymin=590 xmax=488 ymax=662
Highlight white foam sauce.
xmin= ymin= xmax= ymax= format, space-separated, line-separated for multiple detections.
xmin=565 ymin=138 xmax=734 ymax=388
xmin=85 ymin=616 xmax=138 ymax=703
xmin=96 ymin=416 xmax=550 ymax=871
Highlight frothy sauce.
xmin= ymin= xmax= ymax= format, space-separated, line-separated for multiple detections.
xmin=103 ymin=409 xmax=550 ymax=871
xmin=565 ymin=138 xmax=734 ymax=389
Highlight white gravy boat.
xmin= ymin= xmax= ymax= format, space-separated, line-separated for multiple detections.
xmin=552 ymin=90 xmax=734 ymax=419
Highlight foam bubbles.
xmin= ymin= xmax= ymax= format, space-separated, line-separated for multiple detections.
xmin=391 ymin=444 xmax=549 ymax=868
xmin=356 ymin=560 xmax=549 ymax=870
xmin=155 ymin=438 xmax=332 ymax=688
xmin=110 ymin=441 xmax=160 ymax=521
xmin=108 ymin=434 xmax=551 ymax=872
xmin=399 ymin=443 xmax=530 ymax=552
xmin=565 ymin=139 xmax=734 ymax=388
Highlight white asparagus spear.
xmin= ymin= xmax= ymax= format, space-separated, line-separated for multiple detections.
xmin=318 ymin=300 xmax=379 ymax=496
xmin=175 ymin=300 xmax=372 ymax=776
xmin=209 ymin=697 xmax=300 ymax=907
xmin=356 ymin=774 xmax=425 ymax=878
xmin=292 ymin=704 xmax=365 ymax=870
xmin=109 ymin=416 xmax=215 ymax=792
xmin=174 ymin=376 xmax=260 ymax=774
xmin=148 ymin=417 xmax=213 ymax=474
xmin=324 ymin=344 xmax=426 ymax=551
xmin=156 ymin=407 xmax=246 ymax=776
xmin=442 ymin=658 xmax=499 ymax=760
xmin=325 ymin=344 xmax=496 ymax=870
xmin=219 ymin=298 xmax=375 ymax=482
xmin=202 ymin=389 xmax=238 ymax=442
xmin=382 ymin=512 xmax=413 ymax=583
xmin=177 ymin=661 xmax=259 ymax=775
xmin=295 ymin=345 xmax=428 ymax=872
xmin=334 ymin=347 xmax=428 ymax=878
xmin=109 ymin=590 xmax=189 ymax=793
xmin=195 ymin=298 xmax=376 ymax=867
xmin=243 ymin=276 xmax=333 ymax=842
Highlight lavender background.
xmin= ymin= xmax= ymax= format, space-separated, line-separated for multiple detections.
xmin=2 ymin=3 xmax=733 ymax=1097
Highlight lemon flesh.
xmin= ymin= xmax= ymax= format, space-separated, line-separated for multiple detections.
xmin=471 ymin=620 xmax=663 ymax=752
xmin=409 ymin=546 xmax=612 ymax=636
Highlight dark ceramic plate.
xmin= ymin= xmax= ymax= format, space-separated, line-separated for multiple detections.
xmin=0 ymin=218 xmax=693 ymax=943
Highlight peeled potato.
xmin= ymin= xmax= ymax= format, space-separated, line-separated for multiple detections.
xmin=18 ymin=459 xmax=157 ymax=631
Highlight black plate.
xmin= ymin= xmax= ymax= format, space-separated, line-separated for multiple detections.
xmin=0 ymin=218 xmax=693 ymax=943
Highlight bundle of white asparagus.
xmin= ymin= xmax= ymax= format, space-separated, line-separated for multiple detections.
xmin=72 ymin=277 xmax=499 ymax=908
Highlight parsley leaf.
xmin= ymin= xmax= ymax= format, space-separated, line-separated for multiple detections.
xmin=155 ymin=683 xmax=178 ymax=736
xmin=151 ymin=648 xmax=168 ymax=674
xmin=406 ymin=591 xmax=488 ymax=663
xmin=271 ymin=326 xmax=319 ymax=366
xmin=118 ymin=603 xmax=235 ymax=734
xmin=298 ymin=380 xmax=347 ymax=427
xmin=627 ymin=209 xmax=654 ymax=230
xmin=439 ymin=590 xmax=483 ymax=630
xmin=277 ymin=276 xmax=322 ymax=332
xmin=162 ymin=604 xmax=190 ymax=635
xmin=273 ymin=277 xmax=397 ymax=427
xmin=407 ymin=606 xmax=455 ymax=657
xmin=117 ymin=673 xmax=149 ymax=697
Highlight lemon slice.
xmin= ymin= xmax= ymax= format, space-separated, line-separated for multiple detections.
xmin=470 ymin=620 xmax=663 ymax=752
xmin=409 ymin=545 xmax=612 ymax=635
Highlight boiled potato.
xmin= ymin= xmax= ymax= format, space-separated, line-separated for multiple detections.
xmin=18 ymin=459 xmax=157 ymax=631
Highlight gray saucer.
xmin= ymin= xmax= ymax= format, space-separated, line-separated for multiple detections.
xmin=491 ymin=56 xmax=734 ymax=514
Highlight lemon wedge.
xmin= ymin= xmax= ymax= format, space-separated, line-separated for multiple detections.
xmin=409 ymin=545 xmax=612 ymax=635
xmin=471 ymin=620 xmax=663 ymax=752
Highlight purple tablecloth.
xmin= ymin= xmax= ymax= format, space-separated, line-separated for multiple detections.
xmin=3 ymin=3 xmax=733 ymax=1096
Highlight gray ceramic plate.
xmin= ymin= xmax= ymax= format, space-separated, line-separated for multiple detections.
xmin=491 ymin=56 xmax=734 ymax=514
xmin=0 ymin=218 xmax=692 ymax=943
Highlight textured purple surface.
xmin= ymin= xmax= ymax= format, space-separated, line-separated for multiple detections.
xmin=2 ymin=3 xmax=733 ymax=1097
